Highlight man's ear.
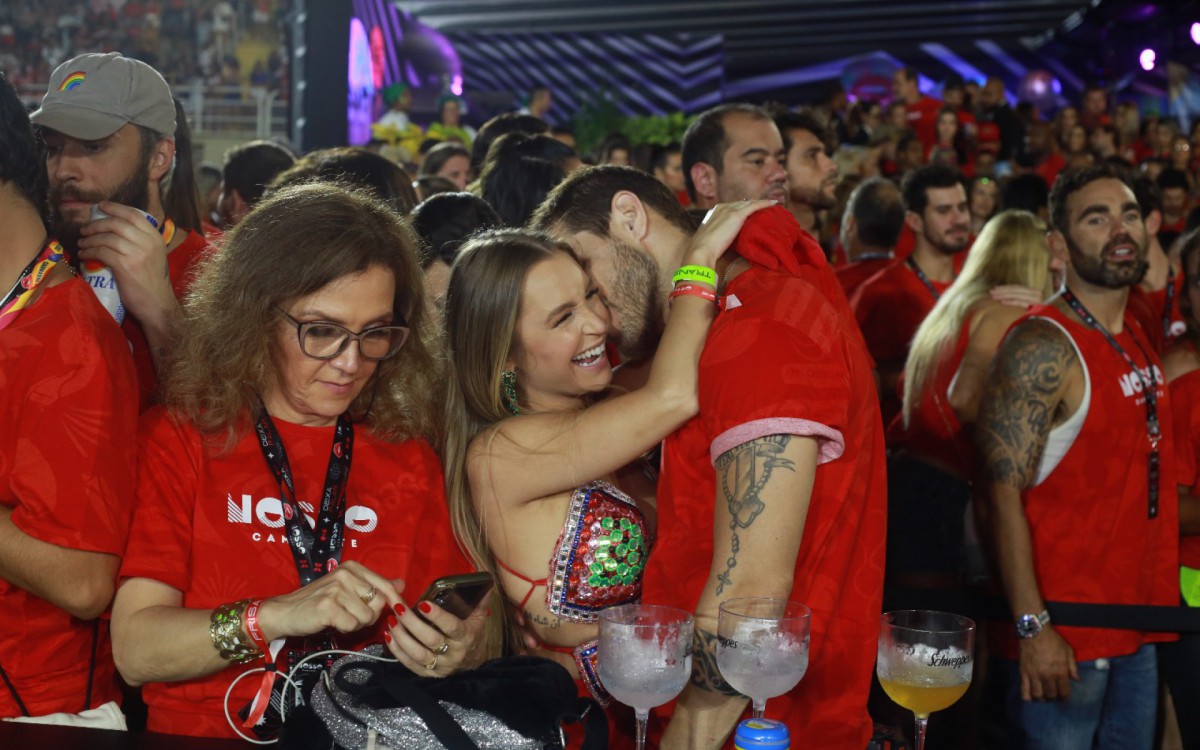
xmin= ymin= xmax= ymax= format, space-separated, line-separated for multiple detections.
xmin=1047 ymin=229 xmax=1070 ymax=266
xmin=904 ymin=210 xmax=923 ymax=235
xmin=690 ymin=162 xmax=718 ymax=206
xmin=1145 ymin=208 xmax=1163 ymax=237
xmin=231 ymin=189 xmax=250 ymax=222
xmin=610 ymin=190 xmax=650 ymax=244
xmin=147 ymin=136 xmax=175 ymax=183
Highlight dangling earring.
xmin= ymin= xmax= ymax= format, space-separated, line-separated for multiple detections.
xmin=499 ymin=369 xmax=523 ymax=415
xmin=500 ymin=370 xmax=520 ymax=416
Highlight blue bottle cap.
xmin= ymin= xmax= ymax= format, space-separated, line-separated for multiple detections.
xmin=733 ymin=718 xmax=790 ymax=749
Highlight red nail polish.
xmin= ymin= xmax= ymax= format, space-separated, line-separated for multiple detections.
xmin=384 ymin=631 xmax=392 ymax=643
xmin=417 ymin=601 xmax=432 ymax=615
xmin=387 ymin=616 xmax=396 ymax=629
xmin=394 ymin=603 xmax=406 ymax=616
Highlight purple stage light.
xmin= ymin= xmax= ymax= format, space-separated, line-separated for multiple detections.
xmin=1140 ymin=48 xmax=1156 ymax=71
xmin=1192 ymin=22 xmax=1200 ymax=45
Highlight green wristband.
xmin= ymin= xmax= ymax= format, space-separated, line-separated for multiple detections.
xmin=672 ymin=265 xmax=717 ymax=286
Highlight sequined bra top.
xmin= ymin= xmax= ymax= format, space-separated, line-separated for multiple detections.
xmin=495 ymin=480 xmax=651 ymax=622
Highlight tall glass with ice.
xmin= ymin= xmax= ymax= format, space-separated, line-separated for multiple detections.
xmin=876 ymin=610 xmax=975 ymax=750
xmin=716 ymin=597 xmax=811 ymax=719
xmin=597 ymin=604 xmax=693 ymax=750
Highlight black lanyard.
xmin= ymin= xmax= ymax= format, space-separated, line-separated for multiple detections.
xmin=906 ymin=257 xmax=942 ymax=301
xmin=254 ymin=408 xmax=355 ymax=585
xmin=1163 ymin=267 xmax=1176 ymax=341
xmin=1061 ymin=289 xmax=1161 ymax=519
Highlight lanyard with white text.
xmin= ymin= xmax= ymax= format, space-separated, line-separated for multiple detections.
xmin=906 ymin=257 xmax=942 ymax=301
xmin=254 ymin=407 xmax=355 ymax=585
xmin=1062 ymin=289 xmax=1161 ymax=518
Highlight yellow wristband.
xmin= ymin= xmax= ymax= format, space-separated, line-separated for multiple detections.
xmin=672 ymin=265 xmax=717 ymax=286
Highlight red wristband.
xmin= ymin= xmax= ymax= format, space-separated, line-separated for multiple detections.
xmin=669 ymin=284 xmax=719 ymax=304
xmin=244 ymin=599 xmax=269 ymax=658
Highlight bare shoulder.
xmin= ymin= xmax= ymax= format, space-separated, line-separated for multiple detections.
xmin=970 ymin=299 xmax=1028 ymax=338
xmin=1163 ymin=343 xmax=1200 ymax=383
xmin=995 ymin=315 xmax=1079 ymax=378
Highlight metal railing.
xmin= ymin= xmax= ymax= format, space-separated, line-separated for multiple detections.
xmin=17 ymin=82 xmax=289 ymax=140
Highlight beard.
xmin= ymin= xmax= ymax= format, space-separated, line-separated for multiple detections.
xmin=1067 ymin=232 xmax=1149 ymax=289
xmin=927 ymin=224 xmax=970 ymax=256
xmin=790 ymin=179 xmax=836 ymax=211
xmin=49 ymin=159 xmax=151 ymax=253
xmin=606 ymin=239 xmax=665 ymax=363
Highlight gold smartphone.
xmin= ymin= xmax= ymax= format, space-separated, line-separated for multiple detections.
xmin=416 ymin=572 xmax=494 ymax=620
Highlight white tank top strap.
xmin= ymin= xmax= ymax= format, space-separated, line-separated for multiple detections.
xmin=1033 ymin=316 xmax=1090 ymax=486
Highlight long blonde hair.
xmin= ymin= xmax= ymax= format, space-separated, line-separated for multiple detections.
xmin=902 ymin=210 xmax=1052 ymax=427
xmin=442 ymin=229 xmax=578 ymax=653
xmin=165 ymin=181 xmax=443 ymax=448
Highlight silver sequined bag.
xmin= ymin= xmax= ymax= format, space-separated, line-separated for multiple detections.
xmin=297 ymin=648 xmax=606 ymax=750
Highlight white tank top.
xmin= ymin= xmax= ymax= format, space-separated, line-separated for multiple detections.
xmin=1033 ymin=317 xmax=1091 ymax=486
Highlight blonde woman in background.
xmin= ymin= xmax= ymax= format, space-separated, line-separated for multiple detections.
xmin=887 ymin=210 xmax=1062 ymax=588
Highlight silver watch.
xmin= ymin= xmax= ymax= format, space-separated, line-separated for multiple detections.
xmin=1015 ymin=610 xmax=1051 ymax=639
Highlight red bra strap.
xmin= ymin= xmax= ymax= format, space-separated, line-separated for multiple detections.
xmin=494 ymin=556 xmax=548 ymax=611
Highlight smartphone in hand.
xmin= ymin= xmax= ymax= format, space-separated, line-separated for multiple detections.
xmin=416 ymin=572 xmax=493 ymax=621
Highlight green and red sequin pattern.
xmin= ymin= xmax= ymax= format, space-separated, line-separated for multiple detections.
xmin=546 ymin=481 xmax=650 ymax=622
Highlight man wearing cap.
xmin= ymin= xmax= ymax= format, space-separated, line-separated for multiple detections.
xmin=32 ymin=52 xmax=211 ymax=409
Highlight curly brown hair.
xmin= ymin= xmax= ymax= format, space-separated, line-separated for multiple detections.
xmin=164 ymin=180 xmax=443 ymax=448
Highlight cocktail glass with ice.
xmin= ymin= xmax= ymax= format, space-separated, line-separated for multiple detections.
xmin=597 ymin=604 xmax=693 ymax=750
xmin=716 ymin=597 xmax=811 ymax=719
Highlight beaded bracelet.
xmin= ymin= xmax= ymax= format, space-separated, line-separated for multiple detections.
xmin=210 ymin=599 xmax=263 ymax=663
xmin=669 ymin=284 xmax=719 ymax=304
xmin=671 ymin=264 xmax=717 ymax=287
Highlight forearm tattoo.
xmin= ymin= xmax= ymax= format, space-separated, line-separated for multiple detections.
xmin=976 ymin=319 xmax=1076 ymax=489
xmin=690 ymin=628 xmax=743 ymax=696
xmin=713 ymin=435 xmax=796 ymax=595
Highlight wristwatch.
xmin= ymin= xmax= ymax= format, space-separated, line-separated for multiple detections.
xmin=1015 ymin=610 xmax=1051 ymax=639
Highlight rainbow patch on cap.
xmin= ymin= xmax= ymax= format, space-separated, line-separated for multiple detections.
xmin=58 ymin=72 xmax=86 ymax=91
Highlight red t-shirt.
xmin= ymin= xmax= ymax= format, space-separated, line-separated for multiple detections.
xmin=0 ymin=277 xmax=138 ymax=717
xmin=835 ymin=256 xmax=891 ymax=300
xmin=1169 ymin=366 xmax=1200 ymax=570
xmin=907 ymin=95 xmax=943 ymax=148
xmin=120 ymin=410 xmax=471 ymax=738
xmin=1128 ymin=271 xmax=1187 ymax=355
xmin=887 ymin=314 xmax=974 ymax=477
xmin=1034 ymin=153 xmax=1067 ymax=193
xmin=993 ymin=306 xmax=1179 ymax=661
xmin=851 ymin=258 xmax=950 ymax=423
xmin=645 ymin=247 xmax=887 ymax=747
xmin=123 ymin=228 xmax=210 ymax=411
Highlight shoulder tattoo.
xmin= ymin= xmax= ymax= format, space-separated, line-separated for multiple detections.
xmin=976 ymin=319 xmax=1078 ymax=490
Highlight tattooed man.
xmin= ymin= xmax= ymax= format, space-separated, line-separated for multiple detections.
xmin=977 ymin=164 xmax=1178 ymax=749
xmin=534 ymin=110 xmax=886 ymax=749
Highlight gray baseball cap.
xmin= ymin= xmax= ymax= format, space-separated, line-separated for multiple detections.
xmin=31 ymin=52 xmax=176 ymax=140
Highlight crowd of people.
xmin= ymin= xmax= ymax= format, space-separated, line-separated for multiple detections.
xmin=2 ymin=43 xmax=1200 ymax=750
xmin=0 ymin=1 xmax=287 ymax=94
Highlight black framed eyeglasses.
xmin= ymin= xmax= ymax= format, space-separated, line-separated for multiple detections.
xmin=276 ymin=307 xmax=409 ymax=361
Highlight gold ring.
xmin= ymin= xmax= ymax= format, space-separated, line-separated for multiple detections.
xmin=360 ymin=587 xmax=377 ymax=605
xmin=425 ymin=654 xmax=439 ymax=671
xmin=436 ymin=640 xmax=450 ymax=655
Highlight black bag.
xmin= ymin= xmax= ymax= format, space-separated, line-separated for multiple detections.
xmin=280 ymin=649 xmax=606 ymax=750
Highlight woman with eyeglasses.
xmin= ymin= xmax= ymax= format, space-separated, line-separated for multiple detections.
xmin=110 ymin=182 xmax=485 ymax=740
